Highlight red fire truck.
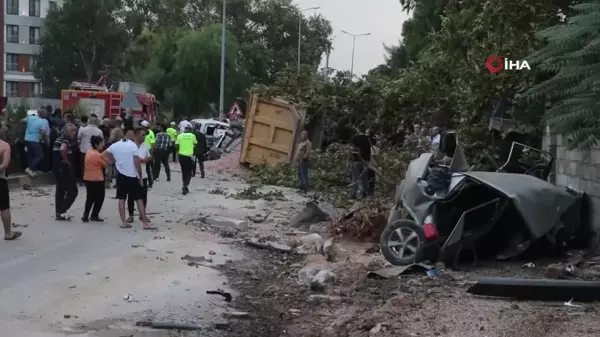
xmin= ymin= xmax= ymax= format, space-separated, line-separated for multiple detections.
xmin=60 ymin=79 xmax=158 ymax=121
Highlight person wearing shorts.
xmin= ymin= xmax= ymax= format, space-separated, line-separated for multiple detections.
xmin=0 ymin=139 xmax=20 ymax=240
xmin=103 ymin=128 xmax=155 ymax=230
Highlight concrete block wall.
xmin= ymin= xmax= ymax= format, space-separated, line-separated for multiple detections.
xmin=543 ymin=126 xmax=600 ymax=229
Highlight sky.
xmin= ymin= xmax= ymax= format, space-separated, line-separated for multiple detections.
xmin=293 ymin=0 xmax=409 ymax=75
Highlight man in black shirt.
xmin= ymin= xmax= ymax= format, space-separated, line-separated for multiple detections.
xmin=53 ymin=123 xmax=79 ymax=220
xmin=350 ymin=125 xmax=371 ymax=199
xmin=192 ymin=128 xmax=208 ymax=178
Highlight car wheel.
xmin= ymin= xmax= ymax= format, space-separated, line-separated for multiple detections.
xmin=380 ymin=219 xmax=426 ymax=266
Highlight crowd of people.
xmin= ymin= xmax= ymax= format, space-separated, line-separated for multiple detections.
xmin=0 ymin=109 xmax=210 ymax=241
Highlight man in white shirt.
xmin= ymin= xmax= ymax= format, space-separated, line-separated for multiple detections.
xmin=77 ymin=116 xmax=103 ymax=182
xmin=178 ymin=118 xmax=192 ymax=133
xmin=431 ymin=126 xmax=440 ymax=151
xmin=126 ymin=131 xmax=152 ymax=224
xmin=102 ymin=128 xmax=155 ymax=230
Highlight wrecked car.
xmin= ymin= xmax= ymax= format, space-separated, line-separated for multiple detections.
xmin=380 ymin=131 xmax=585 ymax=268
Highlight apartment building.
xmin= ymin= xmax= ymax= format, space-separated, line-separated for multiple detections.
xmin=2 ymin=0 xmax=59 ymax=97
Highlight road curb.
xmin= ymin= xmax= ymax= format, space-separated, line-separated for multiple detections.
xmin=6 ymin=172 xmax=55 ymax=190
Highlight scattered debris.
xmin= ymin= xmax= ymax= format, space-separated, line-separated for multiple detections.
xmin=367 ymin=263 xmax=434 ymax=279
xmin=298 ymin=266 xmax=336 ymax=291
xmin=564 ymin=298 xmax=583 ymax=307
xmin=467 ymin=277 xmax=600 ymax=302
xmin=135 ymin=321 xmax=203 ymax=330
xmin=323 ymin=237 xmax=336 ymax=261
xmin=333 ymin=202 xmax=388 ymax=239
xmin=296 ymin=233 xmax=325 ymax=254
xmin=181 ymin=254 xmax=216 ymax=268
xmin=247 ymin=212 xmax=273 ymax=223
xmin=308 ymin=222 xmax=330 ymax=234
xmin=289 ymin=201 xmax=335 ymax=229
xmin=207 ymin=289 xmax=232 ymax=302
xmin=209 ymin=188 xmax=227 ymax=195
xmin=232 ymin=186 xmax=286 ymax=201
xmin=545 ymin=263 xmax=567 ymax=279
xmin=426 ymin=269 xmax=441 ymax=278
xmin=245 ymin=239 xmax=293 ymax=253
xmin=223 ymin=311 xmax=250 ymax=319
xmin=214 ymin=322 xmax=231 ymax=330
xmin=307 ymin=294 xmax=343 ymax=304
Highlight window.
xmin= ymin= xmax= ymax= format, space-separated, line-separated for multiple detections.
xmin=6 ymin=54 xmax=18 ymax=71
xmin=29 ymin=82 xmax=40 ymax=96
xmin=29 ymin=55 xmax=37 ymax=71
xmin=205 ymin=124 xmax=216 ymax=136
xmin=6 ymin=25 xmax=18 ymax=43
xmin=29 ymin=27 xmax=40 ymax=44
xmin=6 ymin=0 xmax=18 ymax=15
xmin=29 ymin=0 xmax=40 ymax=17
xmin=49 ymin=1 xmax=57 ymax=10
xmin=6 ymin=82 xmax=18 ymax=97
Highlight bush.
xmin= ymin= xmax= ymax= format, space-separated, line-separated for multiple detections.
xmin=248 ymin=143 xmax=418 ymax=205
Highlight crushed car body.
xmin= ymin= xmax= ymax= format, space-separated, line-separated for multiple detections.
xmin=380 ymin=131 xmax=586 ymax=268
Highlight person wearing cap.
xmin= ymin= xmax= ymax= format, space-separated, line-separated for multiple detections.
xmin=166 ymin=122 xmax=178 ymax=163
xmin=140 ymin=120 xmax=155 ymax=188
xmin=175 ymin=125 xmax=197 ymax=195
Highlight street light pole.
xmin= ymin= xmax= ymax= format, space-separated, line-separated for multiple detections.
xmin=340 ymin=30 xmax=371 ymax=78
xmin=297 ymin=15 xmax=301 ymax=74
xmin=297 ymin=6 xmax=320 ymax=74
xmin=218 ymin=0 xmax=226 ymax=121
xmin=350 ymin=36 xmax=356 ymax=75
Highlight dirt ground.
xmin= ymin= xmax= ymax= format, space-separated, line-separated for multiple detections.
xmin=200 ymin=189 xmax=600 ymax=337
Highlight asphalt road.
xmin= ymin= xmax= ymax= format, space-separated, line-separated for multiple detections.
xmin=0 ymin=166 xmax=245 ymax=336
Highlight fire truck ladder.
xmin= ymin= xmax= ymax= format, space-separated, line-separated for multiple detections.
xmin=109 ymin=94 xmax=122 ymax=117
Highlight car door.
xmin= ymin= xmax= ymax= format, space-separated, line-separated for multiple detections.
xmin=215 ymin=123 xmax=228 ymax=138
xmin=204 ymin=123 xmax=217 ymax=148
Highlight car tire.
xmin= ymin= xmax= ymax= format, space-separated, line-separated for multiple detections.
xmin=380 ymin=219 xmax=426 ymax=266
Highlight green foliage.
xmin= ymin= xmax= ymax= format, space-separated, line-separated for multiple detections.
xmin=116 ymin=0 xmax=332 ymax=117
xmin=248 ymin=144 xmax=411 ymax=204
xmin=36 ymin=0 xmax=129 ymax=97
xmin=136 ymin=25 xmax=245 ymax=117
xmin=524 ymin=0 xmax=600 ymax=149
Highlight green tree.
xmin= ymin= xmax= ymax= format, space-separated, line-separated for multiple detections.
xmin=524 ymin=1 xmax=600 ymax=149
xmin=36 ymin=0 xmax=128 ymax=97
xmin=171 ymin=24 xmax=246 ymax=115
xmin=139 ymin=25 xmax=246 ymax=117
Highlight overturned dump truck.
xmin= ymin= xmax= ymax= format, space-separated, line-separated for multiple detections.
xmin=239 ymin=94 xmax=306 ymax=165
xmin=380 ymin=131 xmax=587 ymax=269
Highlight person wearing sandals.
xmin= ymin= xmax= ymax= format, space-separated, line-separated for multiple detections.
xmin=82 ymin=136 xmax=108 ymax=222
xmin=126 ymin=131 xmax=151 ymax=224
xmin=0 ymin=138 xmax=21 ymax=240
xmin=53 ymin=123 xmax=79 ymax=221
xmin=103 ymin=128 xmax=155 ymax=230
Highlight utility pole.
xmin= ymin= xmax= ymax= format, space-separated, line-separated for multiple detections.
xmin=340 ymin=30 xmax=371 ymax=77
xmin=297 ymin=6 xmax=320 ymax=74
xmin=218 ymin=0 xmax=226 ymax=121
